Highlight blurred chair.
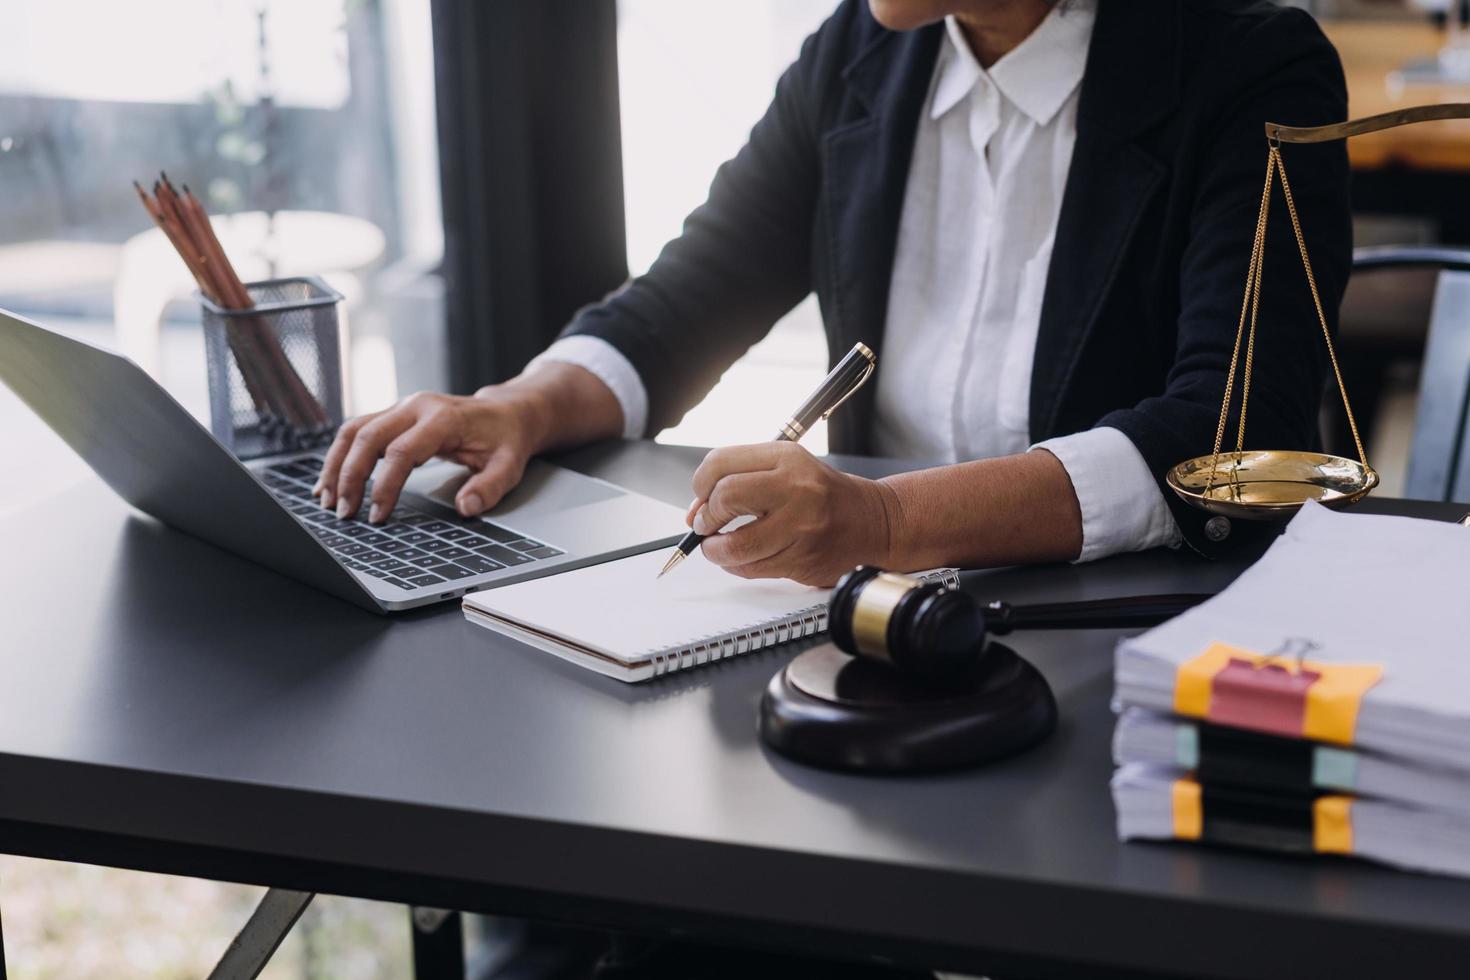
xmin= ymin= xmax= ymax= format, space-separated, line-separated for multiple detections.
xmin=1336 ymin=245 xmax=1470 ymax=502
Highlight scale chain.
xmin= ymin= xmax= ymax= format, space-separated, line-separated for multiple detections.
xmin=1206 ymin=149 xmax=1276 ymax=497
xmin=1272 ymin=146 xmax=1370 ymax=469
xmin=1205 ymin=139 xmax=1371 ymax=501
xmin=1235 ymin=154 xmax=1272 ymax=458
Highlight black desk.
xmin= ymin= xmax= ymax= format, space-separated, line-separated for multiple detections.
xmin=2 ymin=441 xmax=1468 ymax=979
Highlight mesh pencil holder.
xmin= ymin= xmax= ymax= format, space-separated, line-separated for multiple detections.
xmin=200 ymin=276 xmax=345 ymax=461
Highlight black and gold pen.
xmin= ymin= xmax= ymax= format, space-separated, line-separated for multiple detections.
xmin=657 ymin=342 xmax=877 ymax=579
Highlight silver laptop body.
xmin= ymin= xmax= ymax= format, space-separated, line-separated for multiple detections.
xmin=0 ymin=308 xmax=686 ymax=613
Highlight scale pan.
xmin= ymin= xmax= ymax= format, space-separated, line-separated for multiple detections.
xmin=1167 ymin=450 xmax=1379 ymax=521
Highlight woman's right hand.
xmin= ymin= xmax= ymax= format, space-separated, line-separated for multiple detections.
xmin=314 ymin=361 xmax=625 ymax=524
xmin=315 ymin=387 xmax=540 ymax=524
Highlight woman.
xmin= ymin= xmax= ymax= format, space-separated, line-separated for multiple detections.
xmin=317 ymin=0 xmax=1349 ymax=585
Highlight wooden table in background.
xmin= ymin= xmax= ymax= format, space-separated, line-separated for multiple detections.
xmin=1323 ymin=20 xmax=1470 ymax=172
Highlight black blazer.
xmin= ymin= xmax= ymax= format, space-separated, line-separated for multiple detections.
xmin=563 ymin=0 xmax=1351 ymax=555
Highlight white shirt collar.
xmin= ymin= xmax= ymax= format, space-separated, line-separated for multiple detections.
xmin=930 ymin=1 xmax=1096 ymax=126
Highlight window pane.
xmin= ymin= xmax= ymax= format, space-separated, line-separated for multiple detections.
xmin=618 ymin=0 xmax=836 ymax=452
xmin=0 ymin=0 xmax=442 ymax=514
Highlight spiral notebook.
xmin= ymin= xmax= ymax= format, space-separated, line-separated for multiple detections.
xmin=462 ymin=548 xmax=959 ymax=682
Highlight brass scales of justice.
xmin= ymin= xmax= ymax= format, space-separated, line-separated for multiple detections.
xmin=1167 ymin=103 xmax=1470 ymax=519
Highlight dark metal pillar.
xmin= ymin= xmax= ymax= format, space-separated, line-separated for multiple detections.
xmin=412 ymin=907 xmax=466 ymax=980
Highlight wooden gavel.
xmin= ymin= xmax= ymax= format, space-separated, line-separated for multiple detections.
xmin=828 ymin=566 xmax=1211 ymax=681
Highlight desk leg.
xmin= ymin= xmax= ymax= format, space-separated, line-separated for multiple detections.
xmin=411 ymin=907 xmax=465 ymax=980
xmin=206 ymin=888 xmax=314 ymax=980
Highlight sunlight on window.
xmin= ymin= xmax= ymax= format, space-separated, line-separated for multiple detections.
xmin=618 ymin=0 xmax=837 ymax=453
xmin=1 ymin=2 xmax=350 ymax=107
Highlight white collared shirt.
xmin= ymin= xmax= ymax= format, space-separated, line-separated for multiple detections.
xmin=535 ymin=3 xmax=1180 ymax=562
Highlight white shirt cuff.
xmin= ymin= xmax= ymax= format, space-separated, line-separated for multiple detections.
xmin=1032 ymin=426 xmax=1182 ymax=563
xmin=528 ymin=335 xmax=649 ymax=440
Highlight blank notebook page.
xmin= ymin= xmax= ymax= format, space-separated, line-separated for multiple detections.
xmin=462 ymin=548 xmax=829 ymax=665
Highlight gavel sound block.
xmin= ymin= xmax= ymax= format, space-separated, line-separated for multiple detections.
xmin=760 ymin=640 xmax=1057 ymax=773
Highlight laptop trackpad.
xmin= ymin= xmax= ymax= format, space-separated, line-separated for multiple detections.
xmin=407 ymin=459 xmax=622 ymax=521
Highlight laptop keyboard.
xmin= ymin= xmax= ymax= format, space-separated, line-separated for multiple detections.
xmin=259 ymin=455 xmax=564 ymax=591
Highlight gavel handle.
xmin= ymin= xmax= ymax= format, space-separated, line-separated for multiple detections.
xmin=984 ymin=593 xmax=1212 ymax=634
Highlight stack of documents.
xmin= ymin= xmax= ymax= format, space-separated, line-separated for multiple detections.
xmin=1110 ymin=501 xmax=1470 ymax=877
xmin=1114 ymin=707 xmax=1470 ymax=818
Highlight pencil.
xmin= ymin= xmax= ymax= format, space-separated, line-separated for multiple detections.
xmin=137 ymin=174 xmax=328 ymax=430
xmin=156 ymin=179 xmax=298 ymax=424
xmin=133 ymin=180 xmax=274 ymax=415
xmin=174 ymin=181 xmax=326 ymax=428
xmin=156 ymin=178 xmax=293 ymax=422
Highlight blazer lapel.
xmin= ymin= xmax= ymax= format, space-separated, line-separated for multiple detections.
xmin=821 ymin=24 xmax=942 ymax=455
xmin=1030 ymin=0 xmax=1181 ymax=439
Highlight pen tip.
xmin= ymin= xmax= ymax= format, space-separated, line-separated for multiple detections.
xmin=657 ymin=550 xmax=684 ymax=579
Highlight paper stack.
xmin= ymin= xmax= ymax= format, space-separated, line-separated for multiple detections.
xmin=1110 ymin=501 xmax=1470 ymax=877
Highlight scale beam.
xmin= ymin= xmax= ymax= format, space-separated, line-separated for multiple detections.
xmin=1266 ymin=103 xmax=1470 ymax=144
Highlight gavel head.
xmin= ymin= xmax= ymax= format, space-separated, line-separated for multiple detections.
xmin=828 ymin=566 xmax=988 ymax=681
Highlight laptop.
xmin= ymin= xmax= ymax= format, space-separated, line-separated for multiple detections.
xmin=0 ymin=308 xmax=688 ymax=612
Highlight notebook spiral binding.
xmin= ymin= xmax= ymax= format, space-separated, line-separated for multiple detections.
xmin=645 ymin=568 xmax=961 ymax=678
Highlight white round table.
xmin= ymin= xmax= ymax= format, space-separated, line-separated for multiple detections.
xmin=114 ymin=210 xmax=386 ymax=377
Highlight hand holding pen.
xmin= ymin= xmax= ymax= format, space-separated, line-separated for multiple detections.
xmin=659 ymin=343 xmax=885 ymax=585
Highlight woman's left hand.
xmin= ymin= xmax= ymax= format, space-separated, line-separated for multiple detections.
xmin=687 ymin=442 xmax=898 ymax=586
